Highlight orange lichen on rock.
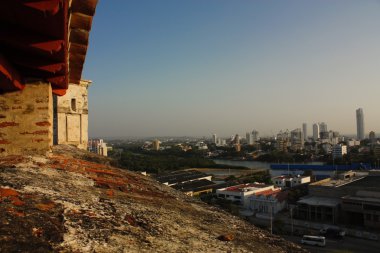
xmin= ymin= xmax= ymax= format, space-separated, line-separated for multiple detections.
xmin=35 ymin=201 xmax=56 ymax=211
xmin=0 ymin=187 xmax=19 ymax=198
xmin=106 ymin=189 xmax=114 ymax=197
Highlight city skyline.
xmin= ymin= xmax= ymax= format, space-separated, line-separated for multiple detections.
xmin=83 ymin=1 xmax=380 ymax=138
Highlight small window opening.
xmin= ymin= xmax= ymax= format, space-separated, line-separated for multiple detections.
xmin=71 ymin=98 xmax=77 ymax=112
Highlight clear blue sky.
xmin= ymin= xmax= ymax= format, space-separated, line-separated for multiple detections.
xmin=83 ymin=0 xmax=380 ymax=138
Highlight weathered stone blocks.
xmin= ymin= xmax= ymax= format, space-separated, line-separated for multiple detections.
xmin=0 ymin=83 xmax=53 ymax=156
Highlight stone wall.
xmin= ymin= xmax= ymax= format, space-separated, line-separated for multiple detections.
xmin=55 ymin=81 xmax=90 ymax=150
xmin=0 ymin=83 xmax=53 ymax=156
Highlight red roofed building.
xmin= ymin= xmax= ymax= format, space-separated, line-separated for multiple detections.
xmin=249 ymin=189 xmax=289 ymax=217
xmin=216 ymin=183 xmax=276 ymax=207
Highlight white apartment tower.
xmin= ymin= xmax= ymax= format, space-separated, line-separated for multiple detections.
xmin=356 ymin=108 xmax=365 ymax=140
xmin=312 ymin=123 xmax=320 ymax=141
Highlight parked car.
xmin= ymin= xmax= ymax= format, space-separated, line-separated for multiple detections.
xmin=319 ymin=227 xmax=345 ymax=239
xmin=301 ymin=235 xmax=326 ymax=247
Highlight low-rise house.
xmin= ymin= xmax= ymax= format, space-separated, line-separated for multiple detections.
xmin=216 ymin=183 xmax=276 ymax=207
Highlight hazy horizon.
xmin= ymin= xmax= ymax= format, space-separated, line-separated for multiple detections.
xmin=83 ymin=1 xmax=380 ymax=138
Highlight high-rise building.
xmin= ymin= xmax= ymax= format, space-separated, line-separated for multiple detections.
xmin=252 ymin=130 xmax=259 ymax=142
xmin=356 ymin=108 xmax=365 ymax=140
xmin=290 ymin=128 xmax=304 ymax=150
xmin=312 ymin=123 xmax=320 ymax=141
xmin=212 ymin=134 xmax=217 ymax=144
xmin=246 ymin=132 xmax=254 ymax=145
xmin=369 ymin=131 xmax=376 ymax=145
xmin=319 ymin=122 xmax=328 ymax=133
xmin=302 ymin=123 xmax=307 ymax=141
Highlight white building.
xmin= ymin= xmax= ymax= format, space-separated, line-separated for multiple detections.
xmin=216 ymin=183 xmax=275 ymax=207
xmin=346 ymin=140 xmax=361 ymax=147
xmin=356 ymin=108 xmax=365 ymax=140
xmin=248 ymin=188 xmax=288 ymax=216
xmin=272 ymin=175 xmax=311 ymax=188
xmin=332 ymin=144 xmax=347 ymax=159
xmin=88 ymin=139 xmax=108 ymax=156
xmin=313 ymin=123 xmax=319 ymax=141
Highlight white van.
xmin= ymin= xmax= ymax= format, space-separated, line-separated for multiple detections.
xmin=301 ymin=235 xmax=326 ymax=247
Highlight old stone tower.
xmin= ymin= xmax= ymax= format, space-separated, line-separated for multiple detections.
xmin=0 ymin=0 xmax=98 ymax=156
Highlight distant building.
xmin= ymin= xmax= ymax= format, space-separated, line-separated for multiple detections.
xmin=356 ymin=108 xmax=365 ymax=140
xmin=319 ymin=122 xmax=328 ymax=133
xmin=88 ymin=139 xmax=108 ymax=156
xmin=252 ymin=130 xmax=259 ymax=142
xmin=374 ymin=145 xmax=380 ymax=157
xmin=290 ymin=128 xmax=304 ymax=150
xmin=246 ymin=132 xmax=254 ymax=145
xmin=332 ymin=144 xmax=347 ymax=159
xmin=346 ymin=140 xmax=361 ymax=147
xmin=312 ymin=123 xmax=320 ymax=141
xmin=212 ymin=134 xmax=217 ymax=144
xmin=249 ymin=188 xmax=288 ymax=216
xmin=152 ymin=139 xmax=160 ymax=151
xmin=302 ymin=123 xmax=307 ymax=141
xmin=272 ymin=175 xmax=311 ymax=188
xmin=216 ymin=183 xmax=276 ymax=207
xmin=276 ymin=130 xmax=289 ymax=152
xmin=369 ymin=131 xmax=376 ymax=145
xmin=233 ymin=134 xmax=240 ymax=145
xmin=172 ymin=179 xmax=216 ymax=197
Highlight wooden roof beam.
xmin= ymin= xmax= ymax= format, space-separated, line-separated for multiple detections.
xmin=71 ymin=0 xmax=98 ymax=16
xmin=0 ymin=54 xmax=25 ymax=92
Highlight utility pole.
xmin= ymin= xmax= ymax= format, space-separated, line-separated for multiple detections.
xmin=290 ymin=207 xmax=294 ymax=236
xmin=270 ymin=203 xmax=273 ymax=234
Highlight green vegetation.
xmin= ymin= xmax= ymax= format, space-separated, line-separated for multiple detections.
xmin=109 ymin=144 xmax=247 ymax=173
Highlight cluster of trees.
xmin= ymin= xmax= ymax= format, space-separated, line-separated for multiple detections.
xmin=110 ymin=144 xmax=246 ymax=173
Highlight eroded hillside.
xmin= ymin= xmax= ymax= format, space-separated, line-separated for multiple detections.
xmin=0 ymin=145 xmax=307 ymax=253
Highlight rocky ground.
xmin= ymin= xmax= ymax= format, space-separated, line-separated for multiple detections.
xmin=0 ymin=145 xmax=308 ymax=253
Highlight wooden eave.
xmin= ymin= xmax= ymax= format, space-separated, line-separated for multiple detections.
xmin=0 ymin=0 xmax=98 ymax=95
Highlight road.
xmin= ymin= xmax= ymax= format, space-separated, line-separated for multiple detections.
xmin=282 ymin=235 xmax=380 ymax=253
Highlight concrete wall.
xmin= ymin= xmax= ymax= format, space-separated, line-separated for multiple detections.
xmin=0 ymin=83 xmax=53 ymax=156
xmin=55 ymin=81 xmax=90 ymax=149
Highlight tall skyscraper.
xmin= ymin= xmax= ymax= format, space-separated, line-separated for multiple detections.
xmin=319 ymin=122 xmax=328 ymax=133
xmin=302 ymin=123 xmax=307 ymax=141
xmin=356 ymin=108 xmax=365 ymax=140
xmin=312 ymin=123 xmax=319 ymax=141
